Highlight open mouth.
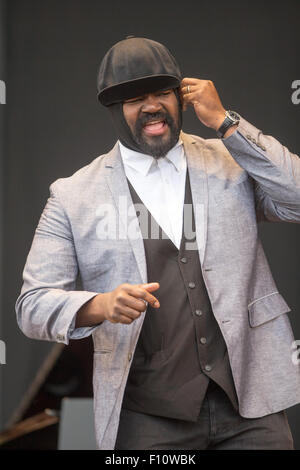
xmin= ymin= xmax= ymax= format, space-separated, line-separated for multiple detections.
xmin=143 ymin=120 xmax=167 ymax=136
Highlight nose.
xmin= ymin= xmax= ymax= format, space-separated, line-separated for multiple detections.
xmin=141 ymin=94 xmax=163 ymax=114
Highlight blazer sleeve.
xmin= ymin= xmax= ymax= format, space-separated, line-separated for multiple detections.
xmin=222 ymin=116 xmax=300 ymax=223
xmin=15 ymin=181 xmax=101 ymax=345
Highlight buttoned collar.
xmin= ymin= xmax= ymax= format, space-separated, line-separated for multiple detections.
xmin=119 ymin=138 xmax=185 ymax=176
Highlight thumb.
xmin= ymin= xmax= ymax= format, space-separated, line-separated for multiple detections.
xmin=140 ymin=282 xmax=160 ymax=292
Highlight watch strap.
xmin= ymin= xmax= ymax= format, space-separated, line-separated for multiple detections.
xmin=216 ymin=111 xmax=240 ymax=138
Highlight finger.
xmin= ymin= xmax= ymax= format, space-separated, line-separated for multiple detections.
xmin=128 ymin=284 xmax=160 ymax=308
xmin=181 ymin=85 xmax=198 ymax=97
xmin=139 ymin=290 xmax=160 ymax=308
xmin=141 ymin=282 xmax=160 ymax=292
xmin=121 ymin=306 xmax=143 ymax=320
xmin=140 ymin=283 xmax=160 ymax=307
xmin=181 ymin=90 xmax=200 ymax=105
xmin=112 ymin=313 xmax=135 ymax=325
xmin=122 ymin=294 xmax=148 ymax=312
xmin=181 ymin=77 xmax=203 ymax=87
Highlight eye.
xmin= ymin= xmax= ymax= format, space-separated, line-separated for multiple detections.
xmin=124 ymin=96 xmax=144 ymax=104
xmin=158 ymin=90 xmax=172 ymax=96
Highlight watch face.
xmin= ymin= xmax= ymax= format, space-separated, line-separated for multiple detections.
xmin=228 ymin=110 xmax=240 ymax=122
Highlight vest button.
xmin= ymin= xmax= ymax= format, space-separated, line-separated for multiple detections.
xmin=188 ymin=282 xmax=195 ymax=289
xmin=195 ymin=309 xmax=202 ymax=316
xmin=180 ymin=257 xmax=187 ymax=264
xmin=204 ymin=364 xmax=212 ymax=372
xmin=200 ymin=337 xmax=207 ymax=344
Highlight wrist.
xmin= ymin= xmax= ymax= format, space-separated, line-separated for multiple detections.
xmin=212 ymin=110 xmax=226 ymax=131
xmin=75 ymin=293 xmax=108 ymax=327
xmin=216 ymin=110 xmax=240 ymax=138
xmin=222 ymin=123 xmax=239 ymax=138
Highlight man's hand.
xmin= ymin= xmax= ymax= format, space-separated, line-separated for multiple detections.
xmin=75 ymin=282 xmax=160 ymax=328
xmin=180 ymin=78 xmax=227 ymax=131
xmin=102 ymin=282 xmax=160 ymax=325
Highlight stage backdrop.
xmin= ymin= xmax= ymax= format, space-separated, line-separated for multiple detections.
xmin=1 ymin=0 xmax=300 ymax=447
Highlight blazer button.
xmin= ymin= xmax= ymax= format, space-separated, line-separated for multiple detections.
xmin=128 ymin=353 xmax=132 ymax=361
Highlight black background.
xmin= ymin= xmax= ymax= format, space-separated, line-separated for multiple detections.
xmin=0 ymin=0 xmax=300 ymax=449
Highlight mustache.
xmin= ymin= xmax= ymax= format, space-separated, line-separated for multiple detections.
xmin=136 ymin=111 xmax=173 ymax=129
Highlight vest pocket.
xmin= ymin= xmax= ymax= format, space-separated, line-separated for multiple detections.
xmin=248 ymin=292 xmax=291 ymax=327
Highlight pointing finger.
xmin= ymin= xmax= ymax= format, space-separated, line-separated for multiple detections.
xmin=129 ymin=284 xmax=160 ymax=308
xmin=141 ymin=282 xmax=160 ymax=292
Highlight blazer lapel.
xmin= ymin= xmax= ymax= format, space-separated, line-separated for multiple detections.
xmin=103 ymin=142 xmax=148 ymax=284
xmin=181 ymin=132 xmax=208 ymax=265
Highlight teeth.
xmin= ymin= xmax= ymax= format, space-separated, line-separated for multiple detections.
xmin=145 ymin=120 xmax=164 ymax=126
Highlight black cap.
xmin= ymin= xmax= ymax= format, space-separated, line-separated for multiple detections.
xmin=97 ymin=37 xmax=182 ymax=106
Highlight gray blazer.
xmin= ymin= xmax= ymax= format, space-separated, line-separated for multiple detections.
xmin=16 ymin=117 xmax=300 ymax=449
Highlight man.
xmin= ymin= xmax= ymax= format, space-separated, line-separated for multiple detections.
xmin=16 ymin=37 xmax=300 ymax=450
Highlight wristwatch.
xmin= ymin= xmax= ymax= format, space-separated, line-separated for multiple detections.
xmin=216 ymin=110 xmax=240 ymax=138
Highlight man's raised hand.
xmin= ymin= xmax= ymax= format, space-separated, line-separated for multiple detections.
xmin=180 ymin=78 xmax=226 ymax=131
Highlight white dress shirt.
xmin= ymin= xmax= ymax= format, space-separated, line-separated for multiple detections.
xmin=119 ymin=139 xmax=187 ymax=249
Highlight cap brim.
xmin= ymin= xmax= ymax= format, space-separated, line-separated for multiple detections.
xmin=98 ymin=74 xmax=181 ymax=106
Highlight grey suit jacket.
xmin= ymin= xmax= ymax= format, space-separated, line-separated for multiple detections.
xmin=16 ymin=117 xmax=300 ymax=449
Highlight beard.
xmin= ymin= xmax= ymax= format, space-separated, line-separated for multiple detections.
xmin=129 ymin=110 xmax=181 ymax=159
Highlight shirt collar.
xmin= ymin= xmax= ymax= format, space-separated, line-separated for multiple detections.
xmin=119 ymin=139 xmax=184 ymax=176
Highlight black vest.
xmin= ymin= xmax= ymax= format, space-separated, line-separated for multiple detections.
xmin=122 ymin=169 xmax=238 ymax=421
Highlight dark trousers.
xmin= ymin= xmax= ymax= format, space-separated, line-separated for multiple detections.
xmin=115 ymin=382 xmax=294 ymax=450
